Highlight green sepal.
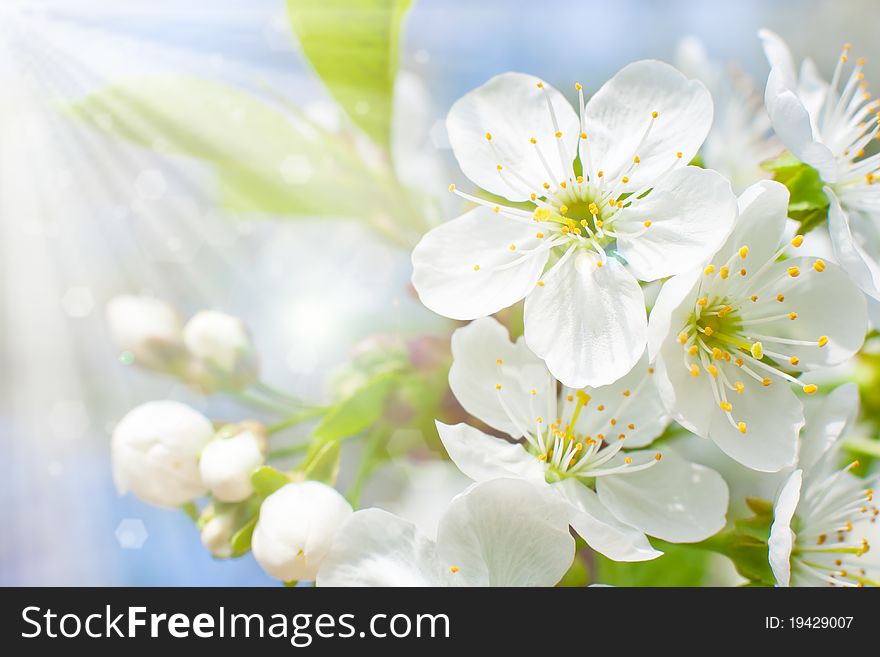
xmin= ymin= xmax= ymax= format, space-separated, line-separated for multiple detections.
xmin=251 ymin=465 xmax=291 ymax=499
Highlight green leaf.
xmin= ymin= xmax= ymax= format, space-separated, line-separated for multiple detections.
xmin=844 ymin=437 xmax=880 ymax=459
xmin=313 ymin=370 xmax=399 ymax=442
xmin=68 ymin=75 xmax=379 ymax=218
xmin=766 ymin=155 xmax=830 ymax=233
xmin=230 ymin=516 xmax=258 ymax=557
xmin=287 ymin=0 xmax=411 ymax=149
xmin=251 ymin=466 xmax=290 ymax=498
xmin=300 ymin=439 xmax=341 ymax=485
xmin=594 ymin=543 xmax=710 ymax=586
xmin=180 ymin=501 xmax=199 ymax=522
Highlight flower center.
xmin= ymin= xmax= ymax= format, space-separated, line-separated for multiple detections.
xmin=676 ymin=236 xmax=829 ymax=434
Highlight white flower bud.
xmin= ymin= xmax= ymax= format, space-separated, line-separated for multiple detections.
xmin=199 ymin=425 xmax=267 ymax=503
xmin=106 ymin=295 xmax=185 ymax=371
xmin=199 ymin=506 xmax=239 ymax=558
xmin=183 ymin=310 xmax=258 ymax=389
xmin=111 ymin=400 xmax=213 ymax=507
xmin=252 ymin=482 xmax=352 ymax=582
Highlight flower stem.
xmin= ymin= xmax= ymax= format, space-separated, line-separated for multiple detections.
xmin=267 ymin=407 xmax=326 ymax=435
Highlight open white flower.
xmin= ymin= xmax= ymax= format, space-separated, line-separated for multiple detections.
xmin=251 ymin=481 xmax=353 ymax=582
xmin=769 ymin=385 xmax=878 ymax=586
xmin=436 ymin=316 xmax=728 ymax=562
xmin=199 ymin=423 xmax=267 ymax=503
xmin=111 ymin=400 xmax=213 ymax=508
xmin=317 ymin=478 xmax=574 ymax=587
xmin=649 ymin=180 xmax=867 ymax=472
xmin=106 ymin=295 xmax=185 ymax=371
xmin=676 ymin=36 xmax=781 ymax=192
xmin=412 ymin=61 xmax=737 ymax=388
xmin=760 ymin=30 xmax=880 ymax=318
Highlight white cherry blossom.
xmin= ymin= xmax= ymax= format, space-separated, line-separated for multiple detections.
xmin=412 ymin=61 xmax=737 ymax=388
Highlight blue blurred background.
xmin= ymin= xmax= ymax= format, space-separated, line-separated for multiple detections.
xmin=0 ymin=0 xmax=876 ymax=585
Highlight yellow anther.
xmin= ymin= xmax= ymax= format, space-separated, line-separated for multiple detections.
xmin=493 ymin=206 xmax=500 ymax=213
xmin=543 ymin=182 xmax=551 ymax=189
xmin=652 ymin=111 xmax=659 ymax=119
xmin=751 ymin=342 xmax=764 ymax=359
xmin=704 ymin=265 xmax=715 ymax=275
xmin=560 ymin=181 xmax=567 ymax=189
xmin=739 ymin=268 xmax=747 ymax=277
xmin=791 ymin=234 xmax=804 ymax=247
xmin=485 ymin=132 xmax=492 ymax=141
xmin=789 ymin=312 xmax=798 ymax=320
xmin=622 ymin=176 xmax=630 ymax=184
xmin=473 ymin=264 xmax=480 ymax=271
xmin=561 ymin=226 xmax=570 ymax=233
xmin=530 ymin=193 xmax=537 ymax=201
xmin=536 ymin=417 xmax=543 ymax=423
xmin=690 ymin=364 xmax=700 ymax=377
xmin=814 ymin=259 xmax=826 ymax=272
xmin=559 ymin=205 xmax=568 ymax=215
xmin=531 ymin=389 xmax=537 ymax=395
xmin=789 ymin=356 xmax=800 ymax=366
xmin=580 ymin=132 xmax=587 ymax=139
xmin=536 ymin=82 xmax=544 ymax=88
xmin=720 ymin=266 xmax=729 ymax=279
xmin=538 ymin=454 xmax=547 ymax=461
xmin=622 ymin=389 xmax=631 ymax=397
xmin=448 ymin=183 xmax=456 ymax=192
xmin=703 ymin=326 xmax=714 ymax=337
xmin=788 ymin=266 xmax=800 ymax=278
xmin=776 ymin=293 xmax=785 ymax=302
xmin=751 ymin=295 xmax=758 ymax=302
xmin=688 ymin=345 xmax=698 ymax=356
xmin=678 ymin=332 xmax=688 ymax=344
xmin=849 ymin=459 xmax=860 ymax=470
xmin=720 ymin=401 xmax=733 ymax=412
xmin=596 ymin=260 xmax=603 ymax=267
xmin=495 ymin=384 xmax=502 ymax=390
xmin=575 ymin=82 xmax=582 ymax=90
xmin=735 ymin=381 xmax=744 ymax=394
xmin=625 ymin=457 xmax=632 ymax=464
xmin=818 ymin=335 xmax=828 ymax=347
xmin=509 ymin=244 xmax=517 ymax=251
xmin=643 ymin=220 xmax=652 ymax=228
xmin=496 ymin=359 xmax=503 ymax=365
xmin=577 ymin=175 xmax=584 ymax=184
xmin=537 ymin=281 xmax=545 ymax=287
xmin=597 ymin=170 xmax=604 ymax=177
xmin=697 ymin=296 xmax=708 ymax=306
xmin=530 ymin=137 xmax=537 ymax=144
xmin=654 ymin=453 xmax=662 ymax=461
xmin=723 ymin=351 xmax=731 ymax=362
xmin=536 ymin=232 xmax=545 ymax=239
xmin=712 ymin=347 xmax=722 ymax=360
xmin=588 ymin=202 xmax=599 ymax=215
xmin=634 ymin=155 xmax=641 ymax=164
xmin=762 ymin=378 xmax=771 ymax=387
xmin=555 ymin=131 xmax=562 ymax=138
xmin=676 ymin=151 xmax=683 ymax=159
xmin=739 ymin=246 xmax=749 ymax=259
xmin=450 ymin=566 xmax=459 ymax=573
xmin=738 ymin=422 xmax=747 ymax=434
xmin=628 ymin=423 xmax=635 ymax=430
xmin=708 ymin=364 xmax=719 ymax=377
xmin=533 ymin=207 xmax=551 ymax=221
xmin=611 ymin=418 xmax=617 ymax=426
xmin=597 ymin=405 xmax=605 ymax=411
xmin=803 ymin=384 xmax=818 ymax=395
xmin=735 ymin=358 xmax=744 ymax=366
xmin=567 ymin=394 xmax=574 ymax=402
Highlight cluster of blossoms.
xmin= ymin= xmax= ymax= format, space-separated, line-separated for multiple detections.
xmin=110 ymin=30 xmax=880 ymax=587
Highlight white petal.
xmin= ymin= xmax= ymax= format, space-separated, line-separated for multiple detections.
xmin=572 ymin=352 xmax=668 ymax=448
xmin=411 ymin=207 xmax=549 ymax=320
xmin=711 ymin=179 xmax=789 ymax=269
xmin=614 ymin=166 xmax=736 ymax=280
xmin=708 ymin=374 xmax=802 ymax=472
xmin=799 ymin=383 xmax=859 ymax=473
xmin=435 ymin=421 xmax=545 ymax=484
xmin=596 ymin=449 xmax=729 ymax=543
xmin=447 ymin=72 xmax=579 ymax=201
xmin=742 ymin=256 xmax=867 ymax=369
xmin=647 ymin=268 xmax=702 ymax=361
xmin=554 ymin=478 xmax=661 ymax=562
xmin=436 ymin=478 xmax=575 ymax=586
xmin=583 ymin=60 xmax=712 ymax=187
xmin=769 ymin=469 xmax=803 ymax=587
xmin=827 ymin=189 xmax=880 ymax=301
xmin=449 ymin=317 xmax=553 ymax=438
xmin=524 ymin=252 xmax=646 ymax=388
xmin=316 ymin=509 xmax=439 ymax=586
xmin=758 ymin=29 xmax=798 ymax=90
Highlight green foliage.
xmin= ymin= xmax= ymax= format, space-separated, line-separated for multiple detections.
xmin=594 ymin=542 xmax=710 ymax=586
xmin=251 ymin=466 xmax=291 ymax=498
xmin=68 ymin=76 xmax=381 ymax=219
xmin=764 ymin=153 xmax=829 ymax=234
xmin=230 ymin=516 xmax=258 ymax=557
xmin=286 ymin=0 xmax=411 ymax=150
xmin=299 ymin=439 xmax=342 ymax=484
xmin=313 ymin=370 xmax=399 ymax=442
xmin=557 ymin=554 xmax=590 ymax=587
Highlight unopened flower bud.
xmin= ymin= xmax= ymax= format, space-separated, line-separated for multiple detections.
xmin=111 ymin=401 xmax=213 ymax=507
xmin=199 ymin=505 xmax=239 ymax=558
xmin=106 ymin=295 xmax=185 ymax=371
xmin=183 ymin=310 xmax=258 ymax=390
xmin=251 ymin=482 xmax=352 ymax=582
xmin=199 ymin=423 xmax=267 ymax=503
